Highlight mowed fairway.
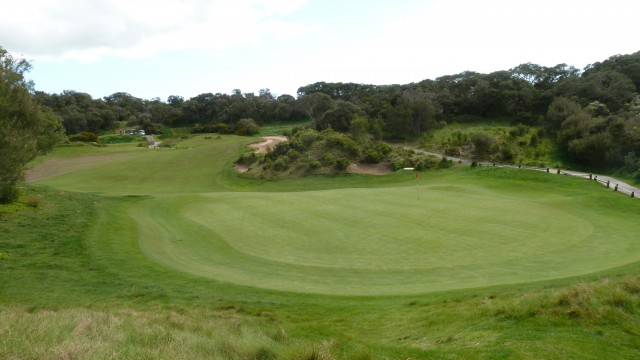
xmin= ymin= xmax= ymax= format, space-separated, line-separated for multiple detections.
xmin=32 ymin=134 xmax=640 ymax=296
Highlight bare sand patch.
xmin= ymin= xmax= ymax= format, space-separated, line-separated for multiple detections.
xmin=248 ymin=136 xmax=287 ymax=154
xmin=235 ymin=136 xmax=287 ymax=173
xmin=347 ymin=162 xmax=393 ymax=175
xmin=234 ymin=164 xmax=249 ymax=173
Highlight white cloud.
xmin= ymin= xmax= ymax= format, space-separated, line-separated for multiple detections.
xmin=0 ymin=0 xmax=315 ymax=61
xmin=335 ymin=0 xmax=640 ymax=84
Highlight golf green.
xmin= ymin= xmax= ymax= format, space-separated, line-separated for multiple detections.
xmin=127 ymin=185 xmax=639 ymax=296
xmin=31 ymin=136 xmax=640 ymax=297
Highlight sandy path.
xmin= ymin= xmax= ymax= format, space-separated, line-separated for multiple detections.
xmin=403 ymin=145 xmax=640 ymax=199
xmin=146 ymin=135 xmax=161 ymax=148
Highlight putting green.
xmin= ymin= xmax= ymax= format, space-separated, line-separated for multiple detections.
xmin=128 ymin=185 xmax=640 ymax=296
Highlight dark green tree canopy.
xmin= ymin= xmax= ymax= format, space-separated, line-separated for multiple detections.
xmin=15 ymin=48 xmax=640 ymax=172
xmin=0 ymin=47 xmax=63 ymax=203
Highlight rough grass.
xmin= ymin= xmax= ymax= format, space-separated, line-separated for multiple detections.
xmin=4 ymin=133 xmax=640 ymax=358
xmin=31 ymin=135 xmax=254 ymax=194
xmin=0 ymin=306 xmax=323 ymax=360
xmin=258 ymin=120 xmax=312 ymax=136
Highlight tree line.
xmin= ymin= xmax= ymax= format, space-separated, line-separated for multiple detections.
xmin=32 ymin=51 xmax=640 ymax=171
xmin=2 ymin=45 xmax=640 ymax=203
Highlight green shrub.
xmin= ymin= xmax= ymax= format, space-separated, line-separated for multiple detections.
xmin=448 ymin=131 xmax=470 ymax=146
xmin=335 ymin=157 xmax=350 ymax=170
xmin=439 ymin=157 xmax=453 ymax=168
xmin=287 ymin=149 xmax=300 ymax=160
xmin=414 ymin=155 xmax=439 ymax=170
xmin=509 ymin=124 xmax=528 ymax=138
xmin=307 ymin=159 xmax=321 ymax=170
xmin=68 ymin=132 xmax=98 ymax=142
xmin=375 ymin=142 xmax=392 ymax=156
xmin=325 ymin=133 xmax=360 ymax=156
xmin=191 ymin=123 xmax=231 ymax=134
xmin=363 ymin=149 xmax=384 ymax=163
xmin=321 ymin=154 xmax=336 ymax=166
xmin=501 ymin=146 xmax=514 ymax=162
xmin=470 ymin=132 xmax=495 ymax=157
xmin=273 ymin=156 xmax=289 ymax=171
xmin=237 ymin=152 xmax=258 ymax=166
xmin=290 ymin=125 xmax=308 ymax=136
xmin=295 ymin=129 xmax=320 ymax=149
xmin=529 ymin=134 xmax=539 ymax=147
xmin=267 ymin=142 xmax=290 ymax=160
xmin=235 ymin=118 xmax=260 ymax=136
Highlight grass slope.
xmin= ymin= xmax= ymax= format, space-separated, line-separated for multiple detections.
xmin=33 ymin=136 xmax=252 ymax=194
xmin=2 ymin=133 xmax=640 ymax=358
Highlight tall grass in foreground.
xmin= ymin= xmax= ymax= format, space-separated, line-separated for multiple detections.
xmin=0 ymin=306 xmax=360 ymax=360
xmin=2 ymin=274 xmax=640 ymax=359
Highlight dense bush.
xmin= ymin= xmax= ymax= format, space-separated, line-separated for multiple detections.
xmin=335 ymin=157 xmax=350 ymax=170
xmin=68 ymin=132 xmax=98 ymax=142
xmin=142 ymin=122 xmax=166 ymax=135
xmin=500 ymin=146 xmax=514 ymax=162
xmin=267 ymin=142 xmax=291 ymax=160
xmin=470 ymin=132 xmax=495 ymax=157
xmin=191 ymin=123 xmax=231 ymax=134
xmin=235 ymin=118 xmax=260 ymax=136
xmin=624 ymin=152 xmax=640 ymax=180
xmin=389 ymin=149 xmax=440 ymax=171
xmin=236 ymin=152 xmax=258 ymax=166
xmin=272 ymin=156 xmax=289 ymax=171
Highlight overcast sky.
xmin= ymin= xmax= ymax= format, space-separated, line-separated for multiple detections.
xmin=2 ymin=0 xmax=638 ymax=101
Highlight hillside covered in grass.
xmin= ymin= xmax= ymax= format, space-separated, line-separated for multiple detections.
xmin=3 ymin=134 xmax=640 ymax=358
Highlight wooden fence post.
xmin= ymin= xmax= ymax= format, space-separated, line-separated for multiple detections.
xmin=546 ymin=168 xmax=549 ymax=173
xmin=607 ymin=180 xmax=610 ymax=188
xmin=615 ymin=184 xmax=618 ymax=191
